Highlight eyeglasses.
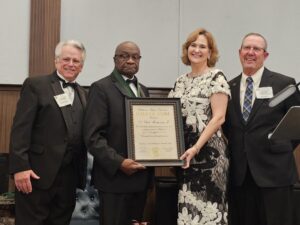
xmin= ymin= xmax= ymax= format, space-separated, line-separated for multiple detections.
xmin=115 ymin=54 xmax=142 ymax=61
xmin=241 ymin=45 xmax=266 ymax=53
xmin=60 ymin=57 xmax=82 ymax=66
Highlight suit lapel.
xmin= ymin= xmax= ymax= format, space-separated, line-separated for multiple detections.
xmin=76 ymin=86 xmax=87 ymax=108
xmin=139 ymin=87 xmax=146 ymax=97
xmin=111 ymin=69 xmax=136 ymax=98
xmin=230 ymin=75 xmax=245 ymax=124
xmin=113 ymin=80 xmax=134 ymax=97
xmin=50 ymin=72 xmax=73 ymax=133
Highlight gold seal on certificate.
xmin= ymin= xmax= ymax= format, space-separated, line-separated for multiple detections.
xmin=125 ymin=98 xmax=185 ymax=166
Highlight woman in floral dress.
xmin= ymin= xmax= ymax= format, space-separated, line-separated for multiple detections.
xmin=168 ymin=28 xmax=231 ymax=225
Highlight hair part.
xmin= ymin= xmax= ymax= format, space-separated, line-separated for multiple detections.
xmin=181 ymin=28 xmax=219 ymax=67
xmin=55 ymin=40 xmax=86 ymax=64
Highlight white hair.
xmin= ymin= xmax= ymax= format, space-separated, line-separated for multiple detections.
xmin=55 ymin=40 xmax=86 ymax=63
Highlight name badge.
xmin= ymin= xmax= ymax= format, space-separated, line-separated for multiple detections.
xmin=54 ymin=93 xmax=72 ymax=107
xmin=256 ymin=87 xmax=273 ymax=99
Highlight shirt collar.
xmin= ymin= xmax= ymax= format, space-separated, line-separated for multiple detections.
xmin=121 ymin=75 xmax=137 ymax=82
xmin=241 ymin=66 xmax=264 ymax=86
xmin=56 ymin=71 xmax=76 ymax=83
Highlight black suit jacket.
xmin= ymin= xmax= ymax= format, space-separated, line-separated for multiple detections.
xmin=9 ymin=72 xmax=87 ymax=190
xmin=84 ymin=70 xmax=153 ymax=193
xmin=224 ymin=68 xmax=300 ymax=187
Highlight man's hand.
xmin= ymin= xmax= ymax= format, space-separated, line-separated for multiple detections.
xmin=120 ymin=159 xmax=146 ymax=176
xmin=14 ymin=170 xmax=40 ymax=194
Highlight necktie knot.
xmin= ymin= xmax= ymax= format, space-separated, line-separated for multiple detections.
xmin=126 ymin=77 xmax=138 ymax=87
xmin=62 ymin=82 xmax=77 ymax=89
xmin=246 ymin=77 xmax=253 ymax=84
xmin=56 ymin=75 xmax=77 ymax=89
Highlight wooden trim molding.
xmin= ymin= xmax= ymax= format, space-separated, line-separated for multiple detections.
xmin=148 ymin=87 xmax=171 ymax=98
xmin=0 ymin=85 xmax=21 ymax=153
xmin=29 ymin=0 xmax=61 ymax=77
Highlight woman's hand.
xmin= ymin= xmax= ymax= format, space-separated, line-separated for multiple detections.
xmin=180 ymin=146 xmax=199 ymax=169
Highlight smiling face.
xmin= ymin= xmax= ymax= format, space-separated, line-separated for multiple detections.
xmin=55 ymin=45 xmax=84 ymax=82
xmin=239 ymin=35 xmax=269 ymax=75
xmin=187 ymin=34 xmax=211 ymax=67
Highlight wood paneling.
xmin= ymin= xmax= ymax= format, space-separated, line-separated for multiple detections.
xmin=29 ymin=0 xmax=61 ymax=76
xmin=0 ymin=86 xmax=20 ymax=154
xmin=148 ymin=87 xmax=171 ymax=98
xmin=295 ymin=145 xmax=300 ymax=179
xmin=0 ymin=86 xmax=20 ymax=192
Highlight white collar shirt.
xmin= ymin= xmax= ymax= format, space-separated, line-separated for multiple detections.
xmin=240 ymin=66 xmax=264 ymax=111
xmin=57 ymin=72 xmax=76 ymax=104
xmin=122 ymin=75 xmax=138 ymax=97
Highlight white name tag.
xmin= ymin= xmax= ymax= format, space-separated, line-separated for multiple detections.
xmin=256 ymin=87 xmax=273 ymax=99
xmin=54 ymin=93 xmax=72 ymax=107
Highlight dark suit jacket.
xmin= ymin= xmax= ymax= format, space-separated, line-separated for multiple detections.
xmin=224 ymin=68 xmax=300 ymax=187
xmin=84 ymin=69 xmax=153 ymax=193
xmin=9 ymin=72 xmax=87 ymax=190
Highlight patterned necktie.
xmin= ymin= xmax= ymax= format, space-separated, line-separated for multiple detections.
xmin=242 ymin=77 xmax=253 ymax=121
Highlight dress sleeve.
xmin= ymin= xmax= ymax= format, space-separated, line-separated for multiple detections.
xmin=168 ymin=75 xmax=185 ymax=98
xmin=210 ymin=71 xmax=231 ymax=98
xmin=168 ymin=81 xmax=176 ymax=98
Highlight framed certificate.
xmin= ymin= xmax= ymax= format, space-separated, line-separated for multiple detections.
xmin=125 ymin=98 xmax=185 ymax=166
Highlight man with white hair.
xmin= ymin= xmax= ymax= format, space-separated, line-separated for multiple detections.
xmin=9 ymin=40 xmax=87 ymax=225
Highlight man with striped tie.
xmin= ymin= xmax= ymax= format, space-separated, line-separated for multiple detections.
xmin=224 ymin=33 xmax=300 ymax=225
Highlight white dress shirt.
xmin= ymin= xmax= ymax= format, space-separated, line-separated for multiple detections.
xmin=122 ymin=75 xmax=138 ymax=97
xmin=57 ymin=72 xmax=76 ymax=104
xmin=240 ymin=66 xmax=264 ymax=111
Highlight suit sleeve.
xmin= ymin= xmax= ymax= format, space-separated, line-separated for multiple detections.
xmin=9 ymin=78 xmax=38 ymax=174
xmin=83 ymin=83 xmax=124 ymax=177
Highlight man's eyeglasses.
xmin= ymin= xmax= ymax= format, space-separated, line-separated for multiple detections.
xmin=60 ymin=57 xmax=82 ymax=66
xmin=241 ymin=45 xmax=266 ymax=53
xmin=115 ymin=54 xmax=142 ymax=61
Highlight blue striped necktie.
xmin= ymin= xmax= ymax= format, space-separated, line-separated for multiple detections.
xmin=243 ymin=77 xmax=253 ymax=121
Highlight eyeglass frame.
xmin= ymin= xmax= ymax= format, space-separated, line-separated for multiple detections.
xmin=114 ymin=54 xmax=142 ymax=61
xmin=58 ymin=57 xmax=83 ymax=66
xmin=241 ymin=45 xmax=266 ymax=53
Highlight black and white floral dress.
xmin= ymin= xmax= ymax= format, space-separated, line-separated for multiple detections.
xmin=168 ymin=68 xmax=231 ymax=225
